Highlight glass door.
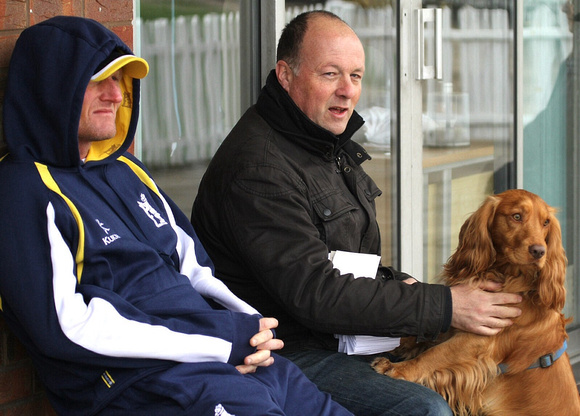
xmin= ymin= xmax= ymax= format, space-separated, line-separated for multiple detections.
xmin=521 ymin=0 xmax=579 ymax=364
xmin=284 ymin=2 xmax=399 ymax=267
xmin=418 ymin=1 xmax=516 ymax=282
xmin=136 ymin=0 xmax=243 ymax=214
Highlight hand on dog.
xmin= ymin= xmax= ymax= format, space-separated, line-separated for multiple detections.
xmin=236 ymin=317 xmax=284 ymax=374
xmin=450 ymin=281 xmax=522 ymax=336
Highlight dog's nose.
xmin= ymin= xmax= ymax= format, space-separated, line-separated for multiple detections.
xmin=529 ymin=245 xmax=546 ymax=259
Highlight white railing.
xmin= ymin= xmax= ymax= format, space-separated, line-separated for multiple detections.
xmin=140 ymin=13 xmax=240 ymax=166
xmin=139 ymin=1 xmax=572 ymax=167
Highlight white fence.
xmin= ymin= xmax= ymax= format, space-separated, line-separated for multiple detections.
xmin=140 ymin=13 xmax=240 ymax=166
xmin=138 ymin=0 xmax=572 ymax=168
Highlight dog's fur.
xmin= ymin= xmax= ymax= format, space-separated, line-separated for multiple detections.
xmin=372 ymin=189 xmax=580 ymax=415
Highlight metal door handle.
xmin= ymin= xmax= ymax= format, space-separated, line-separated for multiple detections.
xmin=416 ymin=8 xmax=442 ymax=80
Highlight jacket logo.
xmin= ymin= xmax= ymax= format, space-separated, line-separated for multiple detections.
xmin=214 ymin=404 xmax=235 ymax=416
xmin=138 ymin=193 xmax=168 ymax=228
xmin=96 ymin=219 xmax=121 ymax=245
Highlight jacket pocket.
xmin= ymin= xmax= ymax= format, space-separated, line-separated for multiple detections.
xmin=312 ymin=191 xmax=362 ymax=250
xmin=312 ymin=190 xmax=357 ymax=221
xmin=357 ymin=172 xmax=382 ymax=203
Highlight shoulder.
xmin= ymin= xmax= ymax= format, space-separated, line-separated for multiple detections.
xmin=0 ymin=159 xmax=57 ymax=205
xmin=208 ymin=108 xmax=292 ymax=174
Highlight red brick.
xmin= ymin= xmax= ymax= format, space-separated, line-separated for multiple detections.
xmin=0 ymin=35 xmax=19 ymax=69
xmin=110 ymin=24 xmax=134 ymax=49
xmin=60 ymin=0 xmax=84 ymax=17
xmin=29 ymin=0 xmax=84 ymax=25
xmin=86 ymin=0 xmax=132 ymax=23
xmin=0 ymin=0 xmax=29 ymax=31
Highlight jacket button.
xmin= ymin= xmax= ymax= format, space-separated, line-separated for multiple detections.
xmin=323 ymin=208 xmax=332 ymax=217
xmin=343 ymin=166 xmax=352 ymax=173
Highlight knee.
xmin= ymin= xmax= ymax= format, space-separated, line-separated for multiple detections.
xmin=426 ymin=396 xmax=454 ymax=416
xmin=406 ymin=388 xmax=452 ymax=416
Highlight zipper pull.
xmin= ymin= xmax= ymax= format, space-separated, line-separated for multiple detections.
xmin=335 ymin=155 xmax=342 ymax=173
xmin=336 ymin=155 xmax=352 ymax=174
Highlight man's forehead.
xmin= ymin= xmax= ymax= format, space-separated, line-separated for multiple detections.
xmin=305 ymin=15 xmax=356 ymax=39
xmin=302 ymin=33 xmax=365 ymax=71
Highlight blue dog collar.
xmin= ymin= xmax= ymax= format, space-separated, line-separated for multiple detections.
xmin=498 ymin=340 xmax=568 ymax=374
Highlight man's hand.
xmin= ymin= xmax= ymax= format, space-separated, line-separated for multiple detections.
xmin=236 ymin=317 xmax=284 ymax=374
xmin=450 ymin=281 xmax=522 ymax=336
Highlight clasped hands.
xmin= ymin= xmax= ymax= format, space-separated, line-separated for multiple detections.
xmin=236 ymin=317 xmax=284 ymax=374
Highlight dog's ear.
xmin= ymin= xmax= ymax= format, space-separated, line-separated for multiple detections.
xmin=444 ymin=195 xmax=499 ymax=283
xmin=536 ymin=207 xmax=567 ymax=310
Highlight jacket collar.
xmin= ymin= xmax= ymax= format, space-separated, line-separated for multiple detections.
xmin=255 ymin=70 xmax=369 ymax=164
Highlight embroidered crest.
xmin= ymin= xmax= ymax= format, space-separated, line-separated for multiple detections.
xmin=137 ymin=193 xmax=168 ymax=228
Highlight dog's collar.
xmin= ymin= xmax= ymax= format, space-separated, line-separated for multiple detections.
xmin=498 ymin=340 xmax=568 ymax=374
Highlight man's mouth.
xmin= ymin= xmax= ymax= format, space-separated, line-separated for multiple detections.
xmin=94 ymin=108 xmax=116 ymax=117
xmin=329 ymin=106 xmax=348 ymax=116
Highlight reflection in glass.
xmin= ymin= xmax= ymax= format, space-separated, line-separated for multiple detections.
xmin=523 ymin=0 xmax=576 ymax=326
xmin=422 ymin=2 xmax=514 ymax=282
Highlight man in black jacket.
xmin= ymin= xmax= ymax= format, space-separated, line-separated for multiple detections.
xmin=192 ymin=10 xmax=521 ymax=416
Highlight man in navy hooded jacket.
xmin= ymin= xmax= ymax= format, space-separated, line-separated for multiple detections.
xmin=0 ymin=16 xmax=351 ymax=416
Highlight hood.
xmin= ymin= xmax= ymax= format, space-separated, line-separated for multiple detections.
xmin=2 ymin=16 xmax=144 ymax=167
xmin=255 ymin=70 xmax=366 ymax=159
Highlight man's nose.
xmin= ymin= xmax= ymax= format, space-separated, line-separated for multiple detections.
xmin=336 ymin=76 xmax=357 ymax=99
xmin=101 ymin=79 xmax=123 ymax=103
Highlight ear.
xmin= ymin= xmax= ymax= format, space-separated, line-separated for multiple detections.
xmin=275 ymin=60 xmax=293 ymax=92
xmin=536 ymin=208 xmax=567 ymax=310
xmin=444 ymin=195 xmax=499 ymax=283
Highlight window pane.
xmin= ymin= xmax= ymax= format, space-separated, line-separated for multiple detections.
xmin=137 ymin=1 xmax=239 ymax=214
xmin=421 ymin=3 xmax=515 ymax=281
xmin=523 ymin=0 xmax=577 ymax=330
xmin=139 ymin=1 xmax=399 ymax=265
xmin=291 ymin=3 xmax=398 ymax=267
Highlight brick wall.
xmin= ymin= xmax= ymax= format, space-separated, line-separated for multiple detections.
xmin=0 ymin=1 xmax=135 ymax=414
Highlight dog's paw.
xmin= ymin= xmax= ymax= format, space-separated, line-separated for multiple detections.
xmin=371 ymin=357 xmax=409 ymax=380
xmin=371 ymin=357 xmax=395 ymax=375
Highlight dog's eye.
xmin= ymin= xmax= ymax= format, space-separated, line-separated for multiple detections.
xmin=544 ymin=219 xmax=550 ymax=227
xmin=513 ymin=213 xmax=522 ymax=221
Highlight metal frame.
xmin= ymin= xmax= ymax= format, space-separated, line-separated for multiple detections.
xmin=399 ymin=0 xmax=427 ymax=279
xmin=240 ymin=0 xmax=285 ymax=112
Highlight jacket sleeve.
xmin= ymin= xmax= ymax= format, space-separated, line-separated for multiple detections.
xmin=213 ymin=164 xmax=450 ymax=341
xmin=161 ymin=188 xmax=261 ymax=317
xmin=0 ymin=187 xmax=259 ymax=368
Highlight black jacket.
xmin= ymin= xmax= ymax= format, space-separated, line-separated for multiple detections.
xmin=192 ymin=70 xmax=451 ymax=352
